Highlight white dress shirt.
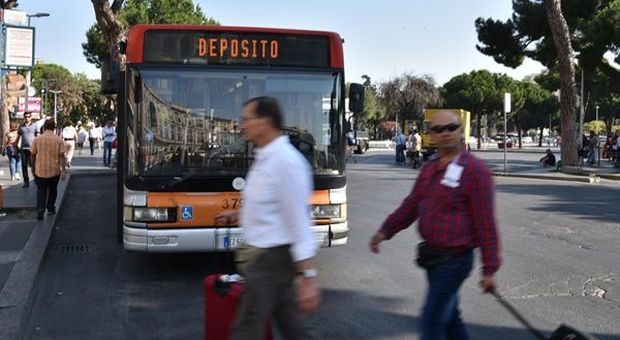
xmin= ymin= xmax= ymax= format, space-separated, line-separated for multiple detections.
xmin=240 ymin=135 xmax=317 ymax=262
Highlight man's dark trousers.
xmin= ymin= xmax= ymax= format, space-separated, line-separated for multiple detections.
xmin=20 ymin=149 xmax=31 ymax=185
xmin=420 ymin=250 xmax=473 ymax=340
xmin=35 ymin=175 xmax=60 ymax=215
xmin=231 ymin=245 xmax=315 ymax=340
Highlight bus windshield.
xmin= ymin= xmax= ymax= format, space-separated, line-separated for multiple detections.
xmin=127 ymin=68 xmax=343 ymax=178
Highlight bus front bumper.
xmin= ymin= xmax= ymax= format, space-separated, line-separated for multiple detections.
xmin=123 ymin=222 xmax=348 ymax=252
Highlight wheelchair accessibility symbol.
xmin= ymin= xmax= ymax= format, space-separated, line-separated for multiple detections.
xmin=181 ymin=206 xmax=193 ymax=221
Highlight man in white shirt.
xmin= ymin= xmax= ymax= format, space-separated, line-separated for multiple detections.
xmin=102 ymin=121 xmax=116 ymax=166
xmin=61 ymin=122 xmax=78 ymax=167
xmin=215 ymin=97 xmax=319 ymax=339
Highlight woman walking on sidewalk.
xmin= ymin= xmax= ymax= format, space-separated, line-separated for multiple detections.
xmin=3 ymin=122 xmax=22 ymax=181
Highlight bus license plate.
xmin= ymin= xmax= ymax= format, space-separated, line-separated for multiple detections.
xmin=219 ymin=235 xmax=244 ymax=249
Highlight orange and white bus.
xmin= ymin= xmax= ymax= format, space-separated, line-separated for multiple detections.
xmin=116 ymin=25 xmax=361 ymax=252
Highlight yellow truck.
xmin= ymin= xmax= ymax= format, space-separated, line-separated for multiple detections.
xmin=420 ymin=109 xmax=471 ymax=159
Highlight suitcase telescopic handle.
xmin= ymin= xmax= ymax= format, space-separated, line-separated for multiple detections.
xmin=491 ymin=290 xmax=547 ymax=340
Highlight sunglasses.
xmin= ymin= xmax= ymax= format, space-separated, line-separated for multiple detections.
xmin=430 ymin=123 xmax=461 ymax=133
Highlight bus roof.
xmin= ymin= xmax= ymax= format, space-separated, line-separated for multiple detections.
xmin=126 ymin=24 xmax=344 ymax=68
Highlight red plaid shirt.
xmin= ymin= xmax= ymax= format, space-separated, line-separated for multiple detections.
xmin=380 ymin=151 xmax=501 ymax=275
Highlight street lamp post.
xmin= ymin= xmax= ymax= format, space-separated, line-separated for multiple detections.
xmin=49 ymin=90 xmax=62 ymax=123
xmin=27 ymin=12 xmax=50 ymax=26
xmin=595 ymin=105 xmax=599 ymax=122
xmin=39 ymin=79 xmax=48 ymax=116
xmin=24 ymin=12 xmax=50 ymax=115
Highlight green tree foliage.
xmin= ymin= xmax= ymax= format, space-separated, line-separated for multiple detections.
xmin=32 ymin=64 xmax=112 ymax=126
xmin=70 ymin=73 xmax=113 ymax=125
xmin=0 ymin=1 xmax=17 ymax=9
xmin=378 ymin=73 xmax=442 ymax=133
xmin=475 ymin=0 xmax=620 ymax=166
xmin=518 ymin=81 xmax=559 ymax=146
xmin=475 ymin=0 xmax=619 ymax=77
xmin=360 ymin=84 xmax=386 ymax=139
xmin=442 ymin=70 xmax=524 ymax=148
xmin=84 ymin=0 xmax=219 ymax=68
xmin=443 ymin=70 xmax=496 ymax=149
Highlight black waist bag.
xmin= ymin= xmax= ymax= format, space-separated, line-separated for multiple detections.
xmin=415 ymin=242 xmax=468 ymax=270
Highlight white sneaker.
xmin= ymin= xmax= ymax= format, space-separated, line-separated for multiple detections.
xmin=15 ymin=173 xmax=21 ymax=180
xmin=10 ymin=176 xmax=15 ymax=181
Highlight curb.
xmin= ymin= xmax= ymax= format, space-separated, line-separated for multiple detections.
xmin=0 ymin=173 xmax=72 ymax=340
xmin=492 ymin=172 xmax=597 ymax=183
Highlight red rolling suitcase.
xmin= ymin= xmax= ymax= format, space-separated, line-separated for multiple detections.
xmin=204 ymin=274 xmax=273 ymax=340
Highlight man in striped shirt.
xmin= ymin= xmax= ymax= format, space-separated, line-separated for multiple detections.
xmin=30 ymin=119 xmax=67 ymax=221
xmin=369 ymin=110 xmax=501 ymax=340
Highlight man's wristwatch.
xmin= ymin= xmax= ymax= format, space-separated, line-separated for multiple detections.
xmin=298 ymin=268 xmax=318 ymax=278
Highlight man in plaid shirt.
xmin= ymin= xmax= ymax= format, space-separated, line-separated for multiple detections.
xmin=369 ymin=110 xmax=500 ymax=340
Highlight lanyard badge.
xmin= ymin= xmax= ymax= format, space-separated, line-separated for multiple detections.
xmin=440 ymin=154 xmax=464 ymax=188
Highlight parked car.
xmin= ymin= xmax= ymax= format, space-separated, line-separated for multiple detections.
xmin=493 ymin=135 xmax=513 ymax=148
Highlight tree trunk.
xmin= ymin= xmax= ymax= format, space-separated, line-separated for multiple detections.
xmin=0 ymin=76 xmax=8 ymax=145
xmin=91 ymin=0 xmax=126 ymax=68
xmin=1 ymin=1 xmax=18 ymax=144
xmin=545 ymin=0 xmax=577 ymax=167
xmin=517 ymin=123 xmax=523 ymax=149
xmin=476 ymin=112 xmax=482 ymax=149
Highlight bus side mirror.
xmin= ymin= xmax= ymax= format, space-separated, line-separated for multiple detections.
xmin=348 ymin=83 xmax=365 ymax=113
xmin=101 ymin=61 xmax=120 ymax=95
xmin=134 ymin=74 xmax=142 ymax=104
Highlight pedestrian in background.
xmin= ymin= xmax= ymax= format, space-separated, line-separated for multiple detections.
xmin=77 ymin=123 xmax=88 ymax=155
xmin=88 ymin=125 xmax=97 ymax=155
xmin=15 ymin=112 xmax=39 ymax=188
xmin=411 ymin=129 xmax=422 ymax=169
xmin=102 ymin=121 xmax=116 ymax=166
xmin=586 ymin=131 xmax=599 ymax=165
xmin=30 ymin=119 xmax=67 ymax=221
xmin=393 ymin=131 xmax=407 ymax=164
xmin=370 ymin=110 xmax=501 ymax=340
xmin=3 ymin=122 xmax=22 ymax=181
xmin=215 ymin=97 xmax=319 ymax=340
xmin=95 ymin=124 xmax=103 ymax=150
xmin=539 ymin=148 xmax=556 ymax=167
xmin=62 ymin=121 xmax=78 ymax=168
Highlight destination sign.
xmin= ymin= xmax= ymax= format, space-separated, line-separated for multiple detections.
xmin=142 ymin=31 xmax=330 ymax=67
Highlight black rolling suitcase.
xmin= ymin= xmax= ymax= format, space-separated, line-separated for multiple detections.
xmin=492 ymin=290 xmax=597 ymax=340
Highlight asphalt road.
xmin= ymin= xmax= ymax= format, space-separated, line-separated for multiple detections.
xmin=24 ymin=153 xmax=620 ymax=340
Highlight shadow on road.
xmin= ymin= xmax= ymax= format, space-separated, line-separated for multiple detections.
xmin=316 ymin=289 xmax=620 ymax=339
xmin=496 ymin=183 xmax=619 ymax=224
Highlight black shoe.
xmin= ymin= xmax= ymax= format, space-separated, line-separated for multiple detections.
xmin=22 ymin=183 xmax=29 ymax=188
xmin=47 ymin=208 xmax=56 ymax=215
xmin=36 ymin=213 xmax=44 ymax=220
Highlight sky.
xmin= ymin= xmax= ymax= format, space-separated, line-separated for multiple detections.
xmin=17 ymin=0 xmax=546 ymax=86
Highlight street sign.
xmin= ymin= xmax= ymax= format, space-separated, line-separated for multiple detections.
xmin=16 ymin=97 xmax=41 ymax=118
xmin=1 ymin=9 xmax=28 ymax=26
xmin=504 ymin=93 xmax=511 ymax=113
xmin=4 ymin=26 xmax=34 ymax=67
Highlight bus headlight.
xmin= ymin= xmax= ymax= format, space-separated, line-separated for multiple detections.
xmin=133 ymin=208 xmax=171 ymax=222
xmin=310 ymin=205 xmax=341 ymax=219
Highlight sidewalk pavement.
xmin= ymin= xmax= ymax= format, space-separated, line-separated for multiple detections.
xmin=0 ymin=150 xmax=113 ymax=340
xmin=490 ymin=164 xmax=620 ymax=183
xmin=364 ymin=147 xmax=620 ymax=184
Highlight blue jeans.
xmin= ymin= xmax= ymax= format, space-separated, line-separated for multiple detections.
xmin=103 ymin=141 xmax=113 ymax=165
xmin=6 ymin=146 xmax=21 ymax=178
xmin=395 ymin=145 xmax=406 ymax=163
xmin=587 ymin=149 xmax=598 ymax=165
xmin=420 ymin=250 xmax=473 ymax=340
